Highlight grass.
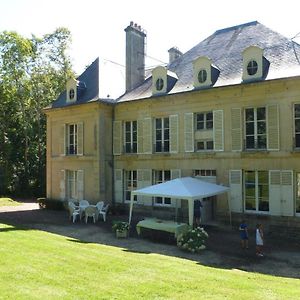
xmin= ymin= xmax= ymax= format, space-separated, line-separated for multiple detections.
xmin=0 ymin=223 xmax=299 ymax=300
xmin=0 ymin=197 xmax=21 ymax=207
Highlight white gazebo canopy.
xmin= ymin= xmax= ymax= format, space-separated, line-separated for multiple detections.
xmin=129 ymin=177 xmax=230 ymax=226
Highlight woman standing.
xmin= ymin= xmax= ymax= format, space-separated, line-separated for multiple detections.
xmin=256 ymin=224 xmax=264 ymax=257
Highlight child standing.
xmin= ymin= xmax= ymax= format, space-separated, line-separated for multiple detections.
xmin=239 ymin=220 xmax=249 ymax=249
xmin=256 ymin=224 xmax=264 ymax=257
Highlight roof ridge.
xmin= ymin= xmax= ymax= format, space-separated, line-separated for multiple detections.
xmin=214 ymin=21 xmax=258 ymax=35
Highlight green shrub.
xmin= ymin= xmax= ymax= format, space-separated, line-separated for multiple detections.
xmin=37 ymin=198 xmax=65 ymax=210
xmin=112 ymin=221 xmax=130 ymax=233
xmin=177 ymin=227 xmax=208 ymax=253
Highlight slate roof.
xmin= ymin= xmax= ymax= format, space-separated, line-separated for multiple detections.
xmin=118 ymin=21 xmax=300 ymax=102
xmin=46 ymin=57 xmax=116 ymax=109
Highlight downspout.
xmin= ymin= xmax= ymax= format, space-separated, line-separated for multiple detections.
xmin=111 ymin=103 xmax=116 ymax=207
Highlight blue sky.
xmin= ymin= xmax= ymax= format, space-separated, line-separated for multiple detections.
xmin=1 ymin=0 xmax=299 ymax=98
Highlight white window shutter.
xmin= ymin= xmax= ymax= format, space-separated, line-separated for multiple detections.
xmin=77 ymin=122 xmax=84 ymax=155
xmin=137 ymin=169 xmax=152 ymax=206
xmin=229 ymin=170 xmax=243 ymax=213
xmin=170 ymin=114 xmax=179 ymax=153
xmin=269 ymin=170 xmax=281 ymax=216
xmin=60 ymin=124 xmax=66 ymax=156
xmin=213 ymin=110 xmax=224 ymax=151
xmin=267 ymin=104 xmax=279 ymax=151
xmin=114 ymin=169 xmax=123 ymax=203
xmin=137 ymin=119 xmax=143 ymax=154
xmin=113 ymin=121 xmax=122 ymax=155
xmin=60 ymin=170 xmax=66 ymax=200
xmin=281 ymin=170 xmax=293 ymax=216
xmin=231 ymin=108 xmax=242 ymax=151
xmin=184 ymin=113 xmax=194 ymax=152
xmin=143 ymin=118 xmax=152 ymax=154
xmin=77 ymin=170 xmax=84 ymax=200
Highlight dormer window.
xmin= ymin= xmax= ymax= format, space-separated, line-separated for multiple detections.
xmin=198 ymin=69 xmax=207 ymax=83
xmin=152 ymin=66 xmax=178 ymax=96
xmin=247 ymin=60 xmax=258 ymax=76
xmin=242 ymin=46 xmax=269 ymax=82
xmin=66 ymin=78 xmax=77 ymax=103
xmin=193 ymin=56 xmax=219 ymax=89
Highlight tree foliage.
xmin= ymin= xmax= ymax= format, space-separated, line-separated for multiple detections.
xmin=0 ymin=28 xmax=74 ymax=196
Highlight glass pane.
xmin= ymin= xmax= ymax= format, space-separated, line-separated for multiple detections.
xmin=126 ymin=132 xmax=131 ymax=141
xmin=156 ymin=142 xmax=162 ymax=152
xmin=156 ymin=130 xmax=162 ymax=140
xmin=206 ymin=120 xmax=213 ymax=129
xmin=164 ymin=141 xmax=170 ymax=152
xmin=245 ymin=171 xmax=255 ymax=182
xmin=132 ymin=121 xmax=137 ymax=131
xmin=257 ymin=122 xmax=266 ymax=134
xmin=296 ymin=134 xmax=300 ymax=148
xmin=295 ymin=119 xmax=300 ymax=133
xmin=164 ymin=198 xmax=171 ymax=205
xmin=246 ymin=136 xmax=255 ymax=149
xmin=197 ymin=113 xmax=204 ymax=121
xmin=125 ymin=143 xmax=131 ymax=153
xmin=258 ymin=171 xmax=268 ymax=184
xmin=245 ymin=197 xmax=256 ymax=210
xmin=207 ymin=141 xmax=214 ymax=149
xmin=245 ymin=184 xmax=255 ymax=198
xmin=132 ymin=143 xmax=137 ymax=153
xmin=197 ymin=141 xmax=204 ymax=150
xmin=246 ymin=122 xmax=254 ymax=134
xmin=295 ymin=104 xmax=300 ymax=118
xmin=164 ymin=129 xmax=169 ymax=140
xmin=257 ymin=136 xmax=266 ymax=149
xmin=156 ymin=118 xmax=162 ymax=129
xmin=257 ymin=107 xmax=266 ymax=120
xmin=197 ymin=122 xmax=204 ymax=130
xmin=164 ymin=171 xmax=171 ymax=181
xmin=245 ymin=108 xmax=254 ymax=121
xmin=125 ymin=122 xmax=131 ymax=131
xmin=156 ymin=197 xmax=162 ymax=204
xmin=164 ymin=118 xmax=169 ymax=128
xmin=206 ymin=112 xmax=213 ymax=121
xmin=259 ymin=199 xmax=269 ymax=211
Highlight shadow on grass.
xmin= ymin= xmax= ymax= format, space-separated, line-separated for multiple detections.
xmin=0 ymin=205 xmax=300 ymax=279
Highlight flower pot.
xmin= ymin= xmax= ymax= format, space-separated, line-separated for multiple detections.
xmin=116 ymin=230 xmax=128 ymax=238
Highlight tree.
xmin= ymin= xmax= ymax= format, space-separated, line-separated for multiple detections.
xmin=0 ymin=28 xmax=74 ymax=196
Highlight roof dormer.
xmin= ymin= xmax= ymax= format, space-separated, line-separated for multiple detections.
xmin=242 ymin=46 xmax=267 ymax=82
xmin=66 ymin=78 xmax=78 ymax=103
xmin=193 ymin=56 xmax=219 ymax=89
xmin=152 ymin=66 xmax=178 ymax=96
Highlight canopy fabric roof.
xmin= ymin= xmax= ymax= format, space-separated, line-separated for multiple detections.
xmin=129 ymin=177 xmax=229 ymax=226
xmin=131 ymin=177 xmax=229 ymax=200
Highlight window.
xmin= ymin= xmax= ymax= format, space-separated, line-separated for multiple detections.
xmin=245 ymin=170 xmax=269 ymax=212
xmin=194 ymin=170 xmax=216 ymax=177
xmin=198 ymin=69 xmax=207 ymax=83
xmin=156 ymin=78 xmax=164 ymax=91
xmin=155 ymin=117 xmax=169 ymax=152
xmin=153 ymin=170 xmax=171 ymax=205
xmin=245 ymin=107 xmax=266 ymax=150
xmin=195 ymin=112 xmax=213 ymax=130
xmin=195 ymin=140 xmax=214 ymax=151
xmin=296 ymin=173 xmax=300 ymax=214
xmin=67 ymin=124 xmax=78 ymax=155
xmin=294 ymin=104 xmax=300 ymax=148
xmin=124 ymin=170 xmax=137 ymax=202
xmin=69 ymin=88 xmax=75 ymax=100
xmin=247 ymin=60 xmax=258 ymax=76
xmin=67 ymin=170 xmax=77 ymax=200
xmin=124 ymin=121 xmax=137 ymax=153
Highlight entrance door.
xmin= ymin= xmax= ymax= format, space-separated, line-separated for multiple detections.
xmin=201 ymin=197 xmax=213 ymax=223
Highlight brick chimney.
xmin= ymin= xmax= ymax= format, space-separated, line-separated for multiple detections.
xmin=124 ymin=21 xmax=146 ymax=92
xmin=168 ymin=47 xmax=182 ymax=64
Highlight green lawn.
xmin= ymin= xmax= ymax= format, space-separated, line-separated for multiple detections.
xmin=0 ymin=223 xmax=298 ymax=300
xmin=0 ymin=197 xmax=21 ymax=207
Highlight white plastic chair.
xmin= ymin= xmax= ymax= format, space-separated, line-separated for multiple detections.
xmin=95 ymin=201 xmax=104 ymax=221
xmin=98 ymin=204 xmax=110 ymax=222
xmin=68 ymin=202 xmax=80 ymax=223
xmin=79 ymin=200 xmax=90 ymax=219
xmin=84 ymin=205 xmax=97 ymax=224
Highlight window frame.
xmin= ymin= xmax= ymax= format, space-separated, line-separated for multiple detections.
xmin=244 ymin=107 xmax=267 ymax=150
xmin=124 ymin=120 xmax=137 ymax=154
xmin=67 ymin=170 xmax=78 ymax=201
xmin=247 ymin=60 xmax=258 ymax=76
xmin=294 ymin=103 xmax=300 ymax=149
xmin=244 ymin=170 xmax=269 ymax=213
xmin=155 ymin=117 xmax=170 ymax=153
xmin=124 ymin=170 xmax=137 ymax=203
xmin=67 ymin=123 xmax=78 ymax=155
xmin=153 ymin=170 xmax=171 ymax=206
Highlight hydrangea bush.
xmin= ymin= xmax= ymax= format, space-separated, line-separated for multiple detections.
xmin=112 ymin=221 xmax=130 ymax=233
xmin=177 ymin=227 xmax=208 ymax=253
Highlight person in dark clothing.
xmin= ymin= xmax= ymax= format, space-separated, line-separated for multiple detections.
xmin=239 ymin=219 xmax=249 ymax=249
xmin=194 ymin=200 xmax=203 ymax=227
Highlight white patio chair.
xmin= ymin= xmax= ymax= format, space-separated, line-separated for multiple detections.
xmin=84 ymin=205 xmax=97 ymax=224
xmin=79 ymin=200 xmax=90 ymax=219
xmin=95 ymin=201 xmax=104 ymax=221
xmin=68 ymin=202 xmax=80 ymax=223
xmin=98 ymin=204 xmax=110 ymax=222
